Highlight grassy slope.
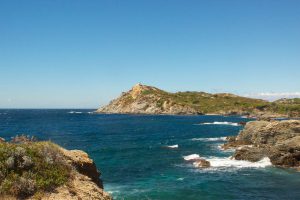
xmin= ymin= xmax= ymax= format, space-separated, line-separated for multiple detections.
xmin=139 ymin=87 xmax=300 ymax=116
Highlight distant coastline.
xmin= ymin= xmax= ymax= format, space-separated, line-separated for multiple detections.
xmin=96 ymin=83 xmax=300 ymax=118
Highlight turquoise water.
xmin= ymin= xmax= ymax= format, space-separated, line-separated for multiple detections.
xmin=0 ymin=109 xmax=299 ymax=199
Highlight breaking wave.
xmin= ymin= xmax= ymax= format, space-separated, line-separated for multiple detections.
xmin=183 ymin=154 xmax=200 ymax=161
xmin=166 ymin=144 xmax=179 ymax=149
xmin=197 ymin=122 xmax=240 ymax=126
xmin=205 ymin=157 xmax=271 ymax=168
xmin=191 ymin=137 xmax=227 ymax=142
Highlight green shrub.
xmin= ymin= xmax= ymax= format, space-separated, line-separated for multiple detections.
xmin=0 ymin=137 xmax=71 ymax=198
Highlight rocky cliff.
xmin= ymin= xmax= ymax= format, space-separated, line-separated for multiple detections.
xmin=41 ymin=149 xmax=112 ymax=200
xmin=223 ymin=120 xmax=300 ymax=169
xmin=0 ymin=137 xmax=112 ymax=200
xmin=96 ymin=83 xmax=300 ymax=117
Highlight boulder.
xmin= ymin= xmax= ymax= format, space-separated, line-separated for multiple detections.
xmin=193 ymin=159 xmax=211 ymax=168
xmin=60 ymin=149 xmax=103 ymax=188
xmin=234 ymin=146 xmax=269 ymax=162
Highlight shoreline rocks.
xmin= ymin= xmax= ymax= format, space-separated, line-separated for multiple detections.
xmin=223 ymin=120 xmax=300 ymax=169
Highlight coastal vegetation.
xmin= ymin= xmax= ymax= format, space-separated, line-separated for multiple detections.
xmin=0 ymin=135 xmax=70 ymax=198
xmin=0 ymin=135 xmax=111 ymax=200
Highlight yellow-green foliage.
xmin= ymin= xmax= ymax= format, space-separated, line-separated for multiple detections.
xmin=140 ymin=88 xmax=300 ymax=116
xmin=0 ymin=139 xmax=71 ymax=198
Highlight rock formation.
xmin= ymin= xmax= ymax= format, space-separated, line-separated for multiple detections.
xmin=41 ymin=149 xmax=112 ymax=200
xmin=223 ymin=120 xmax=300 ymax=169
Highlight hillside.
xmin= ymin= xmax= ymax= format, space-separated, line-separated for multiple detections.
xmin=96 ymin=84 xmax=300 ymax=117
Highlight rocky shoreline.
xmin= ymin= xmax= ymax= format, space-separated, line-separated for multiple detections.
xmin=222 ymin=120 xmax=300 ymax=170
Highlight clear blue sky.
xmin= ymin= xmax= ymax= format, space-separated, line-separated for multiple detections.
xmin=1 ymin=0 xmax=300 ymax=108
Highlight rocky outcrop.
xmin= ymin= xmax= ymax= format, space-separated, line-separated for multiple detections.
xmin=60 ymin=149 xmax=103 ymax=188
xmin=96 ymin=83 xmax=299 ymax=116
xmin=43 ymin=149 xmax=112 ymax=200
xmin=224 ymin=120 xmax=300 ymax=169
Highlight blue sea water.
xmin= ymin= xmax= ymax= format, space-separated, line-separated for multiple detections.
xmin=0 ymin=109 xmax=300 ymax=200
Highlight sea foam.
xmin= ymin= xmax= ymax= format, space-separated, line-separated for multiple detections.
xmin=191 ymin=137 xmax=227 ymax=142
xmin=183 ymin=154 xmax=200 ymax=161
xmin=166 ymin=144 xmax=179 ymax=149
xmin=205 ymin=157 xmax=271 ymax=168
xmin=68 ymin=111 xmax=83 ymax=114
xmin=197 ymin=122 xmax=240 ymax=126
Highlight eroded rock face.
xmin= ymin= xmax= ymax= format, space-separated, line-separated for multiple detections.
xmin=41 ymin=148 xmax=112 ymax=200
xmin=61 ymin=149 xmax=103 ymax=188
xmin=224 ymin=120 xmax=300 ymax=168
xmin=40 ymin=173 xmax=111 ymax=200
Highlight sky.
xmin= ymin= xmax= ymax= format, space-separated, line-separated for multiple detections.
xmin=0 ymin=0 xmax=300 ymax=108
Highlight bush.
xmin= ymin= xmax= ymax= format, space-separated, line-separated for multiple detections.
xmin=0 ymin=138 xmax=71 ymax=198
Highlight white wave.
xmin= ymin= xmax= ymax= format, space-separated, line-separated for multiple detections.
xmin=177 ymin=177 xmax=184 ymax=181
xmin=240 ymin=116 xmax=249 ymax=118
xmin=200 ymin=122 xmax=240 ymax=126
xmin=205 ymin=157 xmax=271 ymax=168
xmin=183 ymin=154 xmax=200 ymax=161
xmin=191 ymin=137 xmax=227 ymax=142
xmin=68 ymin=111 xmax=83 ymax=114
xmin=217 ymin=145 xmax=235 ymax=152
xmin=166 ymin=144 xmax=179 ymax=149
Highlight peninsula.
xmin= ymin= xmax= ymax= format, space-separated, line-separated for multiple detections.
xmin=96 ymin=83 xmax=300 ymax=118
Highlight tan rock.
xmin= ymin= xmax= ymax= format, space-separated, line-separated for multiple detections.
xmin=40 ymin=173 xmax=111 ymax=200
xmin=225 ymin=120 xmax=300 ymax=168
xmin=193 ymin=159 xmax=211 ymax=168
xmin=60 ymin=149 xmax=103 ymax=187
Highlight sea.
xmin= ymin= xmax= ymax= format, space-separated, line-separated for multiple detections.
xmin=0 ymin=109 xmax=299 ymax=200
